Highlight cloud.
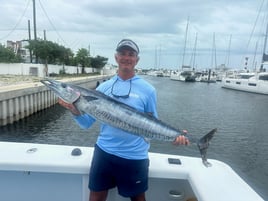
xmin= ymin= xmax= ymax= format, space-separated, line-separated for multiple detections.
xmin=0 ymin=0 xmax=267 ymax=69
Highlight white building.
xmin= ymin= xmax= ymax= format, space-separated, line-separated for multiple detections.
xmin=6 ymin=40 xmax=32 ymax=63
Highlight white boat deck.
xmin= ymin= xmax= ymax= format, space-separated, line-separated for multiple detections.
xmin=0 ymin=141 xmax=264 ymax=201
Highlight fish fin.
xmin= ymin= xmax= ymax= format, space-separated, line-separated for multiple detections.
xmin=83 ymin=96 xmax=99 ymax=102
xmin=197 ymin=128 xmax=217 ymax=167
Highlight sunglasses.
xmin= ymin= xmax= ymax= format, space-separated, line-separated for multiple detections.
xmin=111 ymin=78 xmax=132 ymax=98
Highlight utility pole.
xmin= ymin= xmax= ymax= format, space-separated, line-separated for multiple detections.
xmin=43 ymin=30 xmax=46 ymax=41
xmin=33 ymin=0 xmax=38 ymax=63
xmin=33 ymin=0 xmax=37 ymax=41
xmin=28 ymin=20 xmax=33 ymax=63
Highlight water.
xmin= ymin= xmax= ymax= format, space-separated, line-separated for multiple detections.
xmin=0 ymin=76 xmax=268 ymax=200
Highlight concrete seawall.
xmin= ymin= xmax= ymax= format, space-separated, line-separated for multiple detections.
xmin=0 ymin=75 xmax=111 ymax=126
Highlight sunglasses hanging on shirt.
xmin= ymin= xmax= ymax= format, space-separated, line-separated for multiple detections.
xmin=111 ymin=78 xmax=132 ymax=99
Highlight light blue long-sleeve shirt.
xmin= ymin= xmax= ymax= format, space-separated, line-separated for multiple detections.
xmin=73 ymin=75 xmax=158 ymax=160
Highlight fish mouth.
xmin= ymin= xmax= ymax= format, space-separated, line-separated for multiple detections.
xmin=41 ymin=79 xmax=66 ymax=90
xmin=41 ymin=79 xmax=63 ymax=96
xmin=41 ymin=79 xmax=80 ymax=103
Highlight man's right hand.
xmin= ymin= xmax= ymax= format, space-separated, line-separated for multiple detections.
xmin=58 ymin=98 xmax=81 ymax=116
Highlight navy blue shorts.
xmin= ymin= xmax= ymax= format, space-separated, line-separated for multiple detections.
xmin=88 ymin=144 xmax=149 ymax=198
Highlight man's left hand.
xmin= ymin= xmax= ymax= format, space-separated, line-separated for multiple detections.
xmin=172 ymin=130 xmax=190 ymax=145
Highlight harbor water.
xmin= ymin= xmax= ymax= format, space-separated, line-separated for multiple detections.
xmin=0 ymin=75 xmax=267 ymax=200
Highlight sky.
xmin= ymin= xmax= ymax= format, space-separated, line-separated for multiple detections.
xmin=0 ymin=0 xmax=267 ymax=70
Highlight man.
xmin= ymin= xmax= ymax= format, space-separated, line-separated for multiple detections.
xmin=59 ymin=39 xmax=189 ymax=201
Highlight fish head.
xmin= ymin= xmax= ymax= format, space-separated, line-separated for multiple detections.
xmin=41 ymin=79 xmax=80 ymax=104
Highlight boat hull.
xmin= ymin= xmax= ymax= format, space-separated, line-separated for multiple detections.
xmin=170 ymin=72 xmax=196 ymax=82
xmin=222 ymin=77 xmax=268 ymax=95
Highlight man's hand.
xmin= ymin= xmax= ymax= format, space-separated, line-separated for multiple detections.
xmin=58 ymin=98 xmax=81 ymax=116
xmin=172 ymin=130 xmax=190 ymax=146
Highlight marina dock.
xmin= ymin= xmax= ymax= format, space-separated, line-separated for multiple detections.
xmin=0 ymin=75 xmax=111 ymax=126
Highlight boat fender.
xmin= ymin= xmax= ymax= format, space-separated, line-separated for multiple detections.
xmin=71 ymin=148 xmax=82 ymax=156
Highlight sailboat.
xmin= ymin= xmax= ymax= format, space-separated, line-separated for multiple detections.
xmin=170 ymin=18 xmax=196 ymax=82
xmin=196 ymin=33 xmax=218 ymax=83
xmin=222 ymin=4 xmax=268 ymax=95
xmin=170 ymin=65 xmax=196 ymax=82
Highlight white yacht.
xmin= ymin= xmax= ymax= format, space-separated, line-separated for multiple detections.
xmin=222 ymin=71 xmax=268 ymax=95
xmin=222 ymin=3 xmax=268 ymax=95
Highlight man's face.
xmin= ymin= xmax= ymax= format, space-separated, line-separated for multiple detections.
xmin=115 ymin=49 xmax=139 ymax=74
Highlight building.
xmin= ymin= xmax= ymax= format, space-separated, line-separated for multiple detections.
xmin=6 ymin=40 xmax=33 ymax=63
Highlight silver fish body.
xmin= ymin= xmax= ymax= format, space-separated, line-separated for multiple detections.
xmin=42 ymin=79 xmax=181 ymax=141
xmin=76 ymin=90 xmax=180 ymax=141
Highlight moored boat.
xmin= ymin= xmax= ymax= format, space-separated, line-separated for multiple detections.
xmin=171 ymin=18 xmax=196 ymax=83
xmin=195 ymin=69 xmax=217 ymax=83
xmin=222 ymin=2 xmax=268 ymax=95
xmin=222 ymin=71 xmax=268 ymax=95
xmin=170 ymin=66 xmax=196 ymax=82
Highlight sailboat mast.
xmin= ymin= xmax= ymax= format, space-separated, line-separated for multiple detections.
xmin=181 ymin=17 xmax=189 ymax=68
xmin=211 ymin=33 xmax=217 ymax=69
xmin=260 ymin=3 xmax=268 ymax=71
xmin=261 ymin=20 xmax=268 ymax=60
xmin=225 ymin=34 xmax=232 ymax=67
xmin=192 ymin=32 xmax=198 ymax=69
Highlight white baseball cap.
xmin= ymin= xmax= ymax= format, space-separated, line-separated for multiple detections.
xmin=116 ymin=39 xmax=139 ymax=54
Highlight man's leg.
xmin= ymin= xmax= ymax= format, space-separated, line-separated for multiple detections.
xmin=89 ymin=146 xmax=115 ymax=201
xmin=131 ymin=192 xmax=146 ymax=201
xmin=89 ymin=190 xmax=108 ymax=201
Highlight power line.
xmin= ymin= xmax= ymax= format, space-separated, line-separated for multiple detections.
xmin=0 ymin=0 xmax=31 ymax=41
xmin=38 ymin=0 xmax=69 ymax=47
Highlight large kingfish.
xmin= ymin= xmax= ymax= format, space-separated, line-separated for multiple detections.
xmin=41 ymin=79 xmax=216 ymax=167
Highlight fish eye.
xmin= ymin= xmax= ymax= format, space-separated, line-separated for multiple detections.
xmin=61 ymin=83 xmax=67 ymax=88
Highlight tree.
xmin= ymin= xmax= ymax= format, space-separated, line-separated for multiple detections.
xmin=27 ymin=40 xmax=74 ymax=76
xmin=91 ymin=55 xmax=108 ymax=69
xmin=0 ymin=44 xmax=22 ymax=63
xmin=27 ymin=40 xmax=73 ymax=65
xmin=62 ymin=48 xmax=74 ymax=66
xmin=25 ymin=39 xmax=108 ymax=75
xmin=75 ymin=48 xmax=91 ymax=74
